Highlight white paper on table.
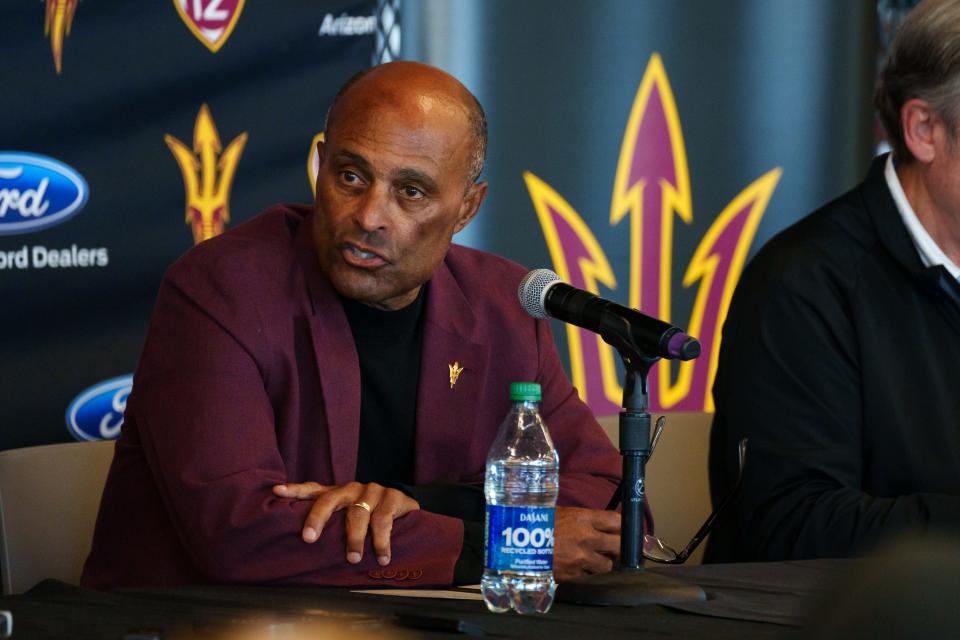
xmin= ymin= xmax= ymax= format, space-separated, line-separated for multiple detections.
xmin=351 ymin=585 xmax=483 ymax=600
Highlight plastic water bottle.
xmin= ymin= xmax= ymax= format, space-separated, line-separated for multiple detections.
xmin=482 ymin=382 xmax=559 ymax=614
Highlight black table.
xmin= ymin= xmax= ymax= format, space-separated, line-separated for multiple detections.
xmin=0 ymin=560 xmax=850 ymax=640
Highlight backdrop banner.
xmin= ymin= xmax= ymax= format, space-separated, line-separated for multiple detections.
xmin=3 ymin=1 xmax=882 ymax=449
xmin=1 ymin=0 xmax=376 ymax=449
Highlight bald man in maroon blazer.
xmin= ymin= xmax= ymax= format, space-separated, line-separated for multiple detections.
xmin=83 ymin=62 xmax=622 ymax=589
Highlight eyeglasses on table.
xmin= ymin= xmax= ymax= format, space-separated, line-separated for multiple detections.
xmin=606 ymin=415 xmax=748 ymax=565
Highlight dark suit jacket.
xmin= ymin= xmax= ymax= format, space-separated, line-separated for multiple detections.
xmin=708 ymin=155 xmax=960 ymax=562
xmin=82 ymin=205 xmax=621 ymax=588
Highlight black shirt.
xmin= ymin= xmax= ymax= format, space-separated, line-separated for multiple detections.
xmin=341 ymin=290 xmax=424 ymax=486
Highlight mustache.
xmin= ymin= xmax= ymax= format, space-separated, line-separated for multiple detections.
xmin=344 ymin=230 xmax=386 ymax=247
xmin=339 ymin=232 xmax=389 ymax=252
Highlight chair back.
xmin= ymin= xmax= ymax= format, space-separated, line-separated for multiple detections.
xmin=597 ymin=411 xmax=713 ymax=565
xmin=0 ymin=440 xmax=115 ymax=594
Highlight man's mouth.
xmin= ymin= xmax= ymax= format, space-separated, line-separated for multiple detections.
xmin=340 ymin=242 xmax=388 ymax=268
xmin=351 ymin=246 xmax=377 ymax=259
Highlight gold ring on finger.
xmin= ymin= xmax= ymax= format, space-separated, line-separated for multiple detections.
xmin=351 ymin=501 xmax=372 ymax=513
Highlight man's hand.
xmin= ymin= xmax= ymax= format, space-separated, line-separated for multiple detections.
xmin=553 ymin=506 xmax=620 ymax=582
xmin=272 ymin=481 xmax=419 ymax=566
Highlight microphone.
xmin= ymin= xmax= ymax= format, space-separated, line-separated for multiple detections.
xmin=518 ymin=269 xmax=701 ymax=361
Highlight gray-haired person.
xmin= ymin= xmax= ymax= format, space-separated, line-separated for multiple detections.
xmin=708 ymin=0 xmax=960 ymax=562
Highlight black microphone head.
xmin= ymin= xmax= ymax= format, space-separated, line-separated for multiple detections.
xmin=518 ymin=269 xmax=562 ymax=319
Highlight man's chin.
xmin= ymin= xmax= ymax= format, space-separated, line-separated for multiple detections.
xmin=329 ymin=274 xmax=387 ymax=306
xmin=334 ymin=281 xmax=423 ymax=311
xmin=330 ymin=277 xmax=376 ymax=302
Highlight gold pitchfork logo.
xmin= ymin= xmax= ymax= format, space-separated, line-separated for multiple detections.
xmin=449 ymin=362 xmax=464 ymax=389
xmin=165 ymin=104 xmax=248 ymax=245
xmin=45 ymin=0 xmax=78 ymax=75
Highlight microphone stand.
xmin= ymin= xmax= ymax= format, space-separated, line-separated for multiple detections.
xmin=556 ymin=349 xmax=706 ymax=606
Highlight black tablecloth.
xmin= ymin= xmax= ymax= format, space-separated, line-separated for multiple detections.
xmin=0 ymin=560 xmax=850 ymax=640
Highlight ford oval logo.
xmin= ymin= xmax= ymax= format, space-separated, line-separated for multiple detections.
xmin=66 ymin=375 xmax=133 ymax=441
xmin=0 ymin=152 xmax=88 ymax=235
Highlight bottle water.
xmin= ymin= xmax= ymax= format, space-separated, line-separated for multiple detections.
xmin=482 ymin=382 xmax=559 ymax=614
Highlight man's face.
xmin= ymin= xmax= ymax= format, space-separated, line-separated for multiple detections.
xmin=926 ymin=117 xmax=960 ymax=230
xmin=312 ymin=88 xmax=485 ymax=310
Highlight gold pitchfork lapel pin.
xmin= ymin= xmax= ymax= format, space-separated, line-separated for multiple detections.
xmin=449 ymin=362 xmax=464 ymax=388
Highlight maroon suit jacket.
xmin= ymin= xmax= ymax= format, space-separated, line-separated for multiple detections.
xmin=81 ymin=205 xmax=622 ymax=589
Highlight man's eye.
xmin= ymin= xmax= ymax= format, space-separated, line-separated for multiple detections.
xmin=340 ymin=171 xmax=361 ymax=185
xmin=401 ymin=185 xmax=424 ymax=199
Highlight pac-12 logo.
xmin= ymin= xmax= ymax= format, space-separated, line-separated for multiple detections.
xmin=66 ymin=375 xmax=133 ymax=441
xmin=173 ymin=0 xmax=246 ymax=53
xmin=0 ymin=152 xmax=88 ymax=235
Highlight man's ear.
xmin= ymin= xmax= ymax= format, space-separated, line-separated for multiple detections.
xmin=313 ymin=138 xmax=326 ymax=202
xmin=454 ymin=180 xmax=488 ymax=234
xmin=315 ymin=138 xmax=327 ymax=165
xmin=902 ymin=98 xmax=937 ymax=163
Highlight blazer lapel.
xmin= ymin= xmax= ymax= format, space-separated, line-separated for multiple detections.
xmin=295 ymin=222 xmax=361 ymax=485
xmin=414 ymin=260 xmax=489 ymax=483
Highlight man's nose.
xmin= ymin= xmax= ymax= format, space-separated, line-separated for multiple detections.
xmin=352 ymin=187 xmax=391 ymax=233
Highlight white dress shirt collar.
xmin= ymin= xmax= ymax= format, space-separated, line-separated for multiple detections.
xmin=884 ymin=154 xmax=960 ymax=281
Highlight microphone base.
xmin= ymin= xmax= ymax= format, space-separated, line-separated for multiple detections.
xmin=555 ymin=568 xmax=706 ymax=606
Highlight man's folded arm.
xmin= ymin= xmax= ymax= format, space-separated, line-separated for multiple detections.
xmin=388 ymin=483 xmax=485 ymax=584
xmin=131 ymin=274 xmax=465 ymax=586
